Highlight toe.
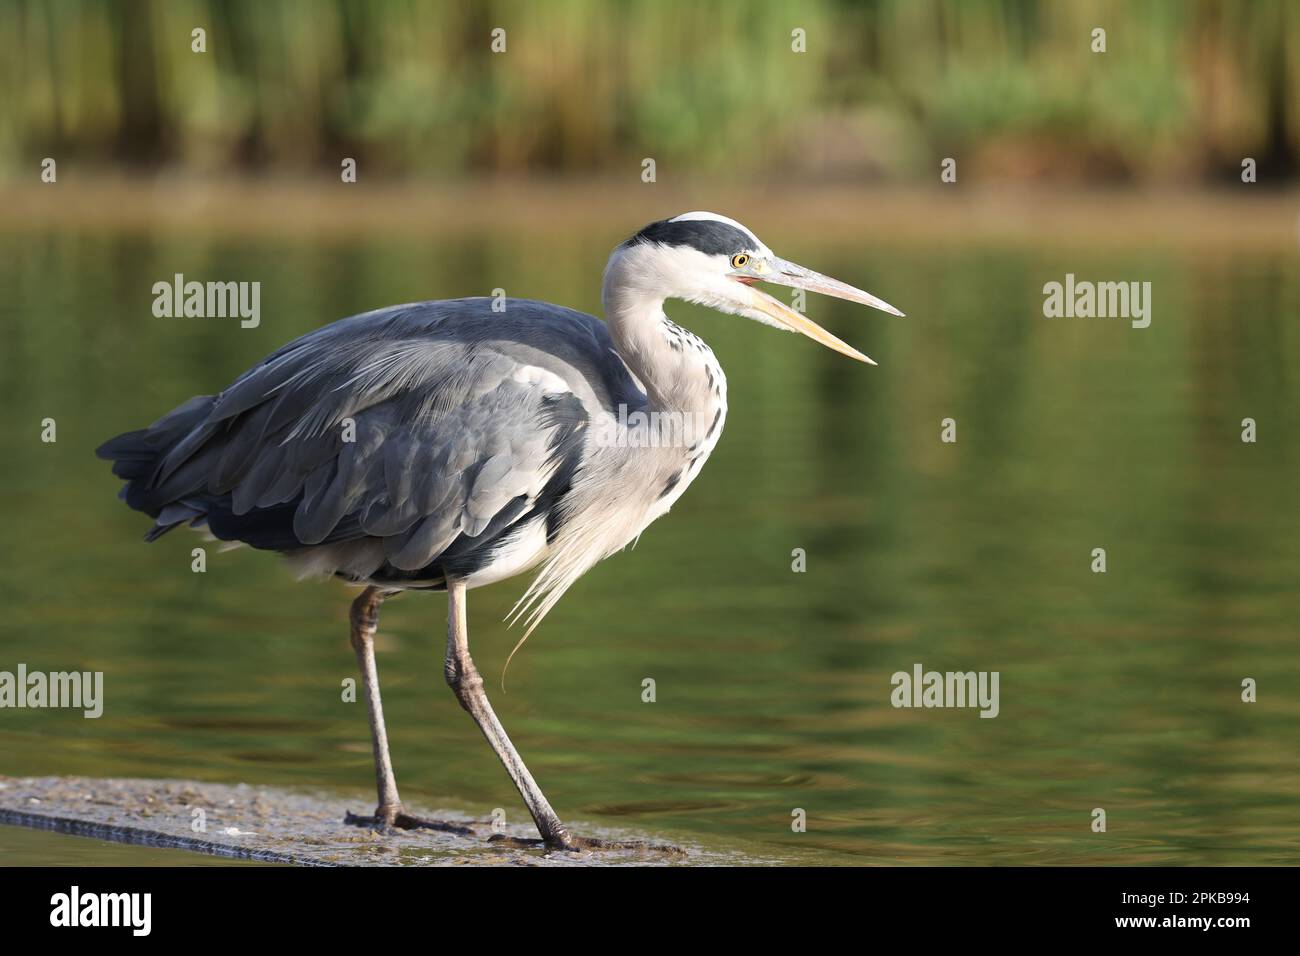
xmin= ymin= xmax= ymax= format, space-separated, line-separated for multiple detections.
xmin=392 ymin=813 xmax=475 ymax=836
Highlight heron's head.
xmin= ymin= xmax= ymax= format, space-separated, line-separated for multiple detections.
xmin=605 ymin=211 xmax=903 ymax=365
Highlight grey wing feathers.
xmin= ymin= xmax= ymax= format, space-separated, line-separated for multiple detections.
xmin=98 ymin=298 xmax=638 ymax=580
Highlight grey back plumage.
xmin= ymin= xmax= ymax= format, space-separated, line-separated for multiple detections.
xmin=98 ymin=298 xmax=645 ymax=586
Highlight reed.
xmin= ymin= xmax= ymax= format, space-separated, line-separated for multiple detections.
xmin=0 ymin=0 xmax=1293 ymax=181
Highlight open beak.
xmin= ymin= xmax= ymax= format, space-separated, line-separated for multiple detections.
xmin=743 ymin=257 xmax=903 ymax=365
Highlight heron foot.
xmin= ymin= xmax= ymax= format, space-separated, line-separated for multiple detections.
xmin=344 ymin=807 xmax=476 ymax=836
xmin=488 ymin=832 xmax=686 ymax=857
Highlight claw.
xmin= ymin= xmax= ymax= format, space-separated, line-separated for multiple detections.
xmin=344 ymin=808 xmax=476 ymax=836
xmin=488 ymin=832 xmax=685 ymax=856
xmin=345 ymin=808 xmax=681 ymax=857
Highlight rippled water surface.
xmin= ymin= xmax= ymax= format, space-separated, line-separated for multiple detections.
xmin=1 ymin=223 xmax=1297 ymax=865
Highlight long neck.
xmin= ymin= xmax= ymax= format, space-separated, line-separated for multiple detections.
xmin=602 ymin=254 xmax=719 ymax=416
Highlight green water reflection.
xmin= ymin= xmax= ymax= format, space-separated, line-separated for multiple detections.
xmin=1 ymin=226 xmax=1297 ymax=865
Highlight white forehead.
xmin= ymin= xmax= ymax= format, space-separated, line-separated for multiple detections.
xmin=669 ymin=211 xmax=772 ymax=256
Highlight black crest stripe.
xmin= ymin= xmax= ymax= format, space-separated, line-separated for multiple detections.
xmin=623 ymin=218 xmax=755 ymax=256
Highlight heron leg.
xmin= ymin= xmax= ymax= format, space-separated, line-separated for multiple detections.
xmin=344 ymin=586 xmax=473 ymax=836
xmin=443 ymin=579 xmax=578 ymax=848
xmin=443 ymin=580 xmax=682 ymax=855
xmin=349 ymin=586 xmax=402 ymax=821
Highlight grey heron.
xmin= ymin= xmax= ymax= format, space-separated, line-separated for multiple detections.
xmin=97 ymin=211 xmax=903 ymax=852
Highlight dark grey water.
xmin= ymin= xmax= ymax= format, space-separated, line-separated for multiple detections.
xmin=1 ymin=225 xmax=1297 ymax=865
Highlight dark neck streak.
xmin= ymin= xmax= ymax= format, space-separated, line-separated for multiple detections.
xmin=605 ymin=293 xmax=714 ymax=418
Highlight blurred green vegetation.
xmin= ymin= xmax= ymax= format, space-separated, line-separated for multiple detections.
xmin=0 ymin=0 xmax=1295 ymax=182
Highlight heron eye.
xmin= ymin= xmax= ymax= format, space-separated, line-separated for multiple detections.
xmin=731 ymin=253 xmax=750 ymax=269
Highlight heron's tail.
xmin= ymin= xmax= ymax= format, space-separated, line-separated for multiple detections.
xmin=95 ymin=395 xmax=219 ymax=540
